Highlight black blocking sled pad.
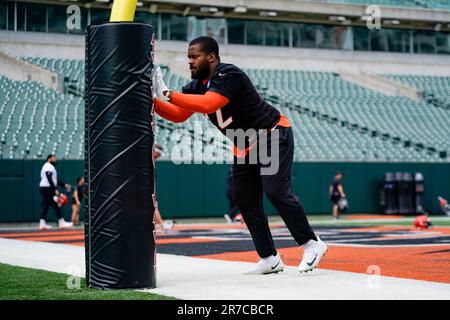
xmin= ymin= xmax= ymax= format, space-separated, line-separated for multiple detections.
xmin=85 ymin=22 xmax=156 ymax=289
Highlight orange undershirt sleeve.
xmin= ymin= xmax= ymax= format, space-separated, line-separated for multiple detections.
xmin=154 ymin=98 xmax=194 ymax=123
xmin=170 ymin=91 xmax=229 ymax=114
xmin=277 ymin=114 xmax=291 ymax=127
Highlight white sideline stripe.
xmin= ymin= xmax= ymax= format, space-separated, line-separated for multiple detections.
xmin=0 ymin=238 xmax=449 ymax=300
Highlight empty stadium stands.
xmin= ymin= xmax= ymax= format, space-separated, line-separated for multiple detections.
xmin=0 ymin=75 xmax=84 ymax=159
xmin=1 ymin=56 xmax=449 ymax=162
xmin=20 ymin=57 xmax=85 ymax=96
xmin=246 ymin=68 xmax=450 ymax=161
xmin=386 ymin=74 xmax=450 ymax=110
xmin=279 ymin=103 xmax=433 ymax=161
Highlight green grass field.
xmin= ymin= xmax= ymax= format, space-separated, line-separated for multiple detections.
xmin=308 ymin=216 xmax=450 ymax=227
xmin=0 ymin=263 xmax=175 ymax=300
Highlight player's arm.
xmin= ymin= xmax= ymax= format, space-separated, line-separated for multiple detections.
xmin=168 ymin=91 xmax=229 ymax=114
xmin=153 ymin=66 xmax=229 ymax=114
xmin=154 ymin=98 xmax=194 ymax=123
xmin=45 ymin=172 xmax=59 ymax=195
xmin=152 ymin=67 xmax=194 ymax=122
xmin=56 ymin=178 xmax=71 ymax=191
xmin=46 ymin=172 xmax=55 ymax=189
xmin=57 ymin=178 xmax=66 ymax=188
xmin=338 ymin=184 xmax=346 ymax=198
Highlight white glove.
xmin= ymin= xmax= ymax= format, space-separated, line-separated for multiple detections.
xmin=153 ymin=66 xmax=170 ymax=102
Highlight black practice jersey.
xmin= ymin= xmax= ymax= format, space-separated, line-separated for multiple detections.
xmin=182 ymin=63 xmax=281 ymax=135
xmin=71 ymin=185 xmax=84 ymax=205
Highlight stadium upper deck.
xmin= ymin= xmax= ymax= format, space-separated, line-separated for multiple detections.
xmin=322 ymin=0 xmax=450 ymax=11
xmin=1 ymin=0 xmax=449 ymax=55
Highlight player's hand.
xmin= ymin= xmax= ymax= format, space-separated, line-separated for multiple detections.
xmin=153 ymin=66 xmax=170 ymax=102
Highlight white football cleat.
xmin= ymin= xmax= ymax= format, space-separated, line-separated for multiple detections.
xmin=58 ymin=219 xmax=73 ymax=229
xmin=298 ymin=236 xmax=327 ymax=273
xmin=243 ymin=253 xmax=284 ymax=275
xmin=224 ymin=214 xmax=233 ymax=224
xmin=39 ymin=220 xmax=52 ymax=230
xmin=163 ymin=220 xmax=174 ymax=230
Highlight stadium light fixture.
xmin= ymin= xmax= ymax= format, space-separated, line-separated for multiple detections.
xmin=200 ymin=7 xmax=219 ymax=13
xmin=149 ymin=4 xmax=158 ymax=14
xmin=359 ymin=15 xmax=370 ymax=21
xmin=259 ymin=11 xmax=278 ymax=17
xmin=183 ymin=7 xmax=191 ymax=16
xmin=383 ymin=19 xmax=400 ymax=25
xmin=234 ymin=6 xmax=247 ymax=13
xmin=328 ymin=16 xmax=347 ymax=22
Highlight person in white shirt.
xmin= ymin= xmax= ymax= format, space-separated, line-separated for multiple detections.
xmin=39 ymin=154 xmax=73 ymax=230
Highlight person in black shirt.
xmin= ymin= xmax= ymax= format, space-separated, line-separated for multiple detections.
xmin=153 ymin=36 xmax=327 ymax=275
xmin=329 ymin=172 xmax=346 ymax=219
xmin=71 ymin=177 xmax=85 ymax=226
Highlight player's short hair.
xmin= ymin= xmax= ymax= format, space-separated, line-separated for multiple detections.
xmin=47 ymin=154 xmax=55 ymax=161
xmin=189 ymin=36 xmax=220 ymax=60
xmin=76 ymin=177 xmax=83 ymax=184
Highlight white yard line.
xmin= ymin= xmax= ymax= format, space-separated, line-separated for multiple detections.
xmin=0 ymin=238 xmax=449 ymax=300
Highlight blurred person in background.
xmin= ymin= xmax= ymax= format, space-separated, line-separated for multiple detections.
xmin=438 ymin=196 xmax=450 ymax=216
xmin=329 ymin=172 xmax=346 ymax=220
xmin=38 ymin=154 xmax=73 ymax=230
xmin=71 ymin=177 xmax=85 ymax=226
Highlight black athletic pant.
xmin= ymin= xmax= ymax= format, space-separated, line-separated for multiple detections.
xmin=232 ymin=126 xmax=317 ymax=258
xmin=226 ymin=168 xmax=240 ymax=218
xmin=39 ymin=187 xmax=63 ymax=220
